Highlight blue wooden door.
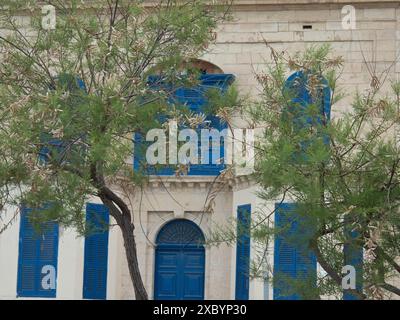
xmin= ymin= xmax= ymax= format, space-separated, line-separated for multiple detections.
xmin=155 ymin=247 xmax=205 ymax=300
xmin=154 ymin=219 xmax=205 ymax=300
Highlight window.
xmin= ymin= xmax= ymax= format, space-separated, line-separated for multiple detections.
xmin=17 ymin=206 xmax=59 ymax=298
xmin=273 ymin=71 xmax=331 ymax=299
xmin=134 ymin=72 xmax=235 ymax=176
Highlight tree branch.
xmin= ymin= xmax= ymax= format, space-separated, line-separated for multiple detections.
xmin=310 ymin=238 xmax=366 ymax=300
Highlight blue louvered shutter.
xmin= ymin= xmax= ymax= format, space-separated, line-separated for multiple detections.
xmin=285 ymin=71 xmax=331 ymax=127
xmin=184 ymin=75 xmax=231 ymax=176
xmin=273 ymin=203 xmax=316 ymax=300
xmin=133 ymin=77 xmax=174 ymax=175
xmin=39 ymin=75 xmax=87 ymax=165
xmin=83 ymin=203 xmax=110 ymax=300
xmin=343 ymin=216 xmax=363 ymax=300
xmin=284 ymin=71 xmax=331 ymax=160
xmin=17 ymin=207 xmax=59 ymax=298
xmin=134 ymin=74 xmax=234 ymax=176
xmin=235 ymin=204 xmax=251 ymax=300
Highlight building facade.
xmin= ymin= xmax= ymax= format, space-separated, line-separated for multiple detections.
xmin=0 ymin=0 xmax=399 ymax=299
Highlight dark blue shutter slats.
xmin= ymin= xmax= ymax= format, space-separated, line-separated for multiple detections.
xmin=39 ymin=75 xmax=87 ymax=164
xmin=273 ymin=203 xmax=316 ymax=300
xmin=134 ymin=73 xmax=234 ymax=176
xmin=284 ymin=71 xmax=331 ymax=125
xmin=284 ymin=71 xmax=332 ymax=159
xmin=83 ymin=203 xmax=110 ymax=300
xmin=17 ymin=207 xmax=59 ymax=297
xmin=235 ymin=204 xmax=251 ymax=300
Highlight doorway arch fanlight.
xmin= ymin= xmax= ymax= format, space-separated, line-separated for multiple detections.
xmin=156 ymin=218 xmax=205 ymax=247
xmin=154 ymin=219 xmax=205 ymax=300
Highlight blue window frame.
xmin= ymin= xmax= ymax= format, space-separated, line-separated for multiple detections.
xmin=134 ymin=73 xmax=235 ymax=176
xmin=82 ymin=203 xmax=110 ymax=300
xmin=17 ymin=206 xmax=59 ymax=298
xmin=235 ymin=204 xmax=251 ymax=300
xmin=284 ymin=71 xmax=332 ymax=162
xmin=273 ymin=203 xmax=316 ymax=300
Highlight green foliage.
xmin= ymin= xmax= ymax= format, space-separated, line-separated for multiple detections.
xmin=0 ymin=0 xmax=231 ymax=235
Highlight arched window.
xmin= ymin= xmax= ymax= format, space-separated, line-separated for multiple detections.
xmin=283 ymin=70 xmax=331 ymax=130
xmin=134 ymin=61 xmax=235 ymax=176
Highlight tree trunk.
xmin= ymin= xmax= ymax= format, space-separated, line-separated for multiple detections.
xmin=96 ymin=182 xmax=149 ymax=300
xmin=119 ymin=215 xmax=149 ymax=300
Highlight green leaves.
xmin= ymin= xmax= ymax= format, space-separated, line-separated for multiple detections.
xmin=0 ymin=0 xmax=227 ymax=235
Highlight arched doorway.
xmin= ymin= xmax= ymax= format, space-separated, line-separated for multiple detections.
xmin=154 ymin=219 xmax=205 ymax=300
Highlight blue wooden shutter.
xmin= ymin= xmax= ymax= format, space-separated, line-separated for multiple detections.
xmin=284 ymin=71 xmax=331 ymax=126
xmin=83 ymin=203 xmax=110 ymax=300
xmin=235 ymin=204 xmax=251 ymax=300
xmin=39 ymin=75 xmax=87 ymax=164
xmin=284 ymin=71 xmax=332 ymax=160
xmin=273 ymin=203 xmax=316 ymax=300
xmin=17 ymin=207 xmax=59 ymax=298
xmin=134 ymin=74 xmax=234 ymax=176
xmin=182 ymin=74 xmax=232 ymax=176
xmin=343 ymin=216 xmax=363 ymax=300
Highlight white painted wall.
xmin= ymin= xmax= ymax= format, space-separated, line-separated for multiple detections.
xmin=0 ymin=205 xmax=20 ymax=299
xmin=231 ymin=183 xmax=276 ymax=300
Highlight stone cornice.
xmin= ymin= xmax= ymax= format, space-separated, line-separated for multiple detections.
xmin=228 ymin=0 xmax=399 ymax=5
xmin=110 ymin=172 xmax=256 ymax=192
xmin=6 ymin=1 xmax=399 ymax=11
xmin=145 ymin=174 xmax=255 ymax=191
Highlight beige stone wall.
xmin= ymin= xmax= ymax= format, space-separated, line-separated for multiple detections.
xmin=202 ymin=2 xmax=400 ymax=115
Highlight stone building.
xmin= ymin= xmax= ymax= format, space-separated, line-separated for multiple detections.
xmin=0 ymin=0 xmax=399 ymax=300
